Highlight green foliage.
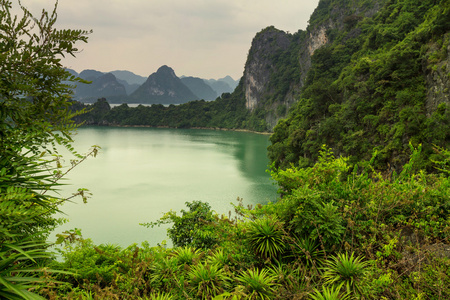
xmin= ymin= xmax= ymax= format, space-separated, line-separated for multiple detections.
xmin=188 ymin=263 xmax=230 ymax=299
xmin=0 ymin=239 xmax=50 ymax=300
xmin=148 ymin=254 xmax=180 ymax=292
xmin=309 ymin=285 xmax=349 ymax=300
xmin=236 ymin=268 xmax=278 ymax=300
xmin=206 ymin=249 xmax=231 ymax=269
xmin=0 ymin=0 xmax=91 ymax=298
xmin=322 ymin=252 xmax=369 ymax=296
xmin=41 ymin=146 xmax=450 ymax=299
xmin=0 ymin=1 xmax=89 ymax=158
xmin=141 ymin=201 xmax=218 ymax=249
xmin=0 ymin=157 xmax=60 ymax=240
xmin=270 ymin=147 xmax=348 ymax=250
xmin=289 ymin=236 xmax=324 ymax=269
xmin=149 ymin=292 xmax=175 ymax=300
xmin=172 ymin=246 xmax=201 ymax=266
xmin=52 ymin=239 xmax=124 ymax=287
xmin=431 ymin=145 xmax=450 ymax=174
xmin=269 ymin=0 xmax=450 ymax=171
xmin=246 ymin=217 xmax=286 ymax=260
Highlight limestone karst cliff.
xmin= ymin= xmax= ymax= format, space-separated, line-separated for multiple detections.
xmin=424 ymin=34 xmax=450 ymax=115
xmin=244 ymin=26 xmax=292 ymax=112
xmin=242 ymin=0 xmax=387 ymax=129
xmin=265 ymin=0 xmax=449 ymax=169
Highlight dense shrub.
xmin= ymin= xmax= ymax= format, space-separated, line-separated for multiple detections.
xmin=43 ymin=146 xmax=450 ymax=299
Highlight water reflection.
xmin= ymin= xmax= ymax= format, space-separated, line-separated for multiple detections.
xmin=53 ymin=127 xmax=278 ymax=247
xmin=176 ymin=129 xmax=278 ymax=203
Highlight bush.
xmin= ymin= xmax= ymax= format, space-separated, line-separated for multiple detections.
xmin=53 ymin=239 xmax=124 ymax=287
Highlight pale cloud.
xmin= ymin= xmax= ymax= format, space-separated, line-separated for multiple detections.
xmin=19 ymin=0 xmax=319 ymax=79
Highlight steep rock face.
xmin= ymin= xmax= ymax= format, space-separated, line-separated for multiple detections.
xmin=243 ymin=26 xmax=291 ymax=111
xmin=129 ymin=65 xmax=198 ymax=104
xmin=298 ymin=0 xmax=383 ymax=84
xmin=424 ymin=34 xmax=450 ymax=115
xmin=242 ymin=0 xmax=385 ymax=129
xmin=267 ymin=0 xmax=449 ymax=170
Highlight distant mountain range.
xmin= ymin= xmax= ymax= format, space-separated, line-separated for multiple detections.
xmin=68 ymin=66 xmax=239 ymax=104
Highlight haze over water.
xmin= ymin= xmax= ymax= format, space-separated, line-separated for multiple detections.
xmin=53 ymin=127 xmax=279 ymax=247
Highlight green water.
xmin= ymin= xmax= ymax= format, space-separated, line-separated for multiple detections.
xmin=53 ymin=127 xmax=279 ymax=247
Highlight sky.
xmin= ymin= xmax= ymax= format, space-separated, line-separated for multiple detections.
xmin=20 ymin=0 xmax=320 ymax=80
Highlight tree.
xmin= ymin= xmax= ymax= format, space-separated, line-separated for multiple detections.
xmin=141 ymin=201 xmax=218 ymax=249
xmin=0 ymin=1 xmax=91 ymax=298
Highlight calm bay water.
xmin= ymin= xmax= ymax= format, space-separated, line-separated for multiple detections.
xmin=53 ymin=127 xmax=278 ymax=247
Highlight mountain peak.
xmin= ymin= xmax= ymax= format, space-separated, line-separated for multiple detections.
xmin=156 ymin=65 xmax=177 ymax=78
xmin=129 ymin=65 xmax=197 ymax=104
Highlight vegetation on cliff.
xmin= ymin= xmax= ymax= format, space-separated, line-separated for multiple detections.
xmin=268 ymin=0 xmax=450 ymax=170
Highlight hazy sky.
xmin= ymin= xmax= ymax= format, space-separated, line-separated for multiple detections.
xmin=20 ymin=0 xmax=320 ymax=80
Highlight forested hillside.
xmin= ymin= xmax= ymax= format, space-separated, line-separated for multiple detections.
xmin=268 ymin=0 xmax=450 ymax=170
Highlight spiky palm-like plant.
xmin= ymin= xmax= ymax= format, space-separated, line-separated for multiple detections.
xmin=172 ymin=246 xmax=201 ymax=266
xmin=322 ymin=252 xmax=369 ymax=296
xmin=207 ymin=248 xmax=230 ymax=268
xmin=149 ymin=256 xmax=178 ymax=290
xmin=290 ymin=236 xmax=325 ymax=268
xmin=268 ymin=262 xmax=307 ymax=293
xmin=246 ymin=217 xmax=285 ymax=260
xmin=149 ymin=292 xmax=175 ymax=300
xmin=0 ymin=240 xmax=50 ymax=300
xmin=188 ymin=263 xmax=229 ymax=299
xmin=236 ymin=268 xmax=278 ymax=300
xmin=309 ymin=286 xmax=349 ymax=300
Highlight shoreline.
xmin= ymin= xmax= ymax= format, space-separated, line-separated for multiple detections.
xmin=81 ymin=124 xmax=273 ymax=136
